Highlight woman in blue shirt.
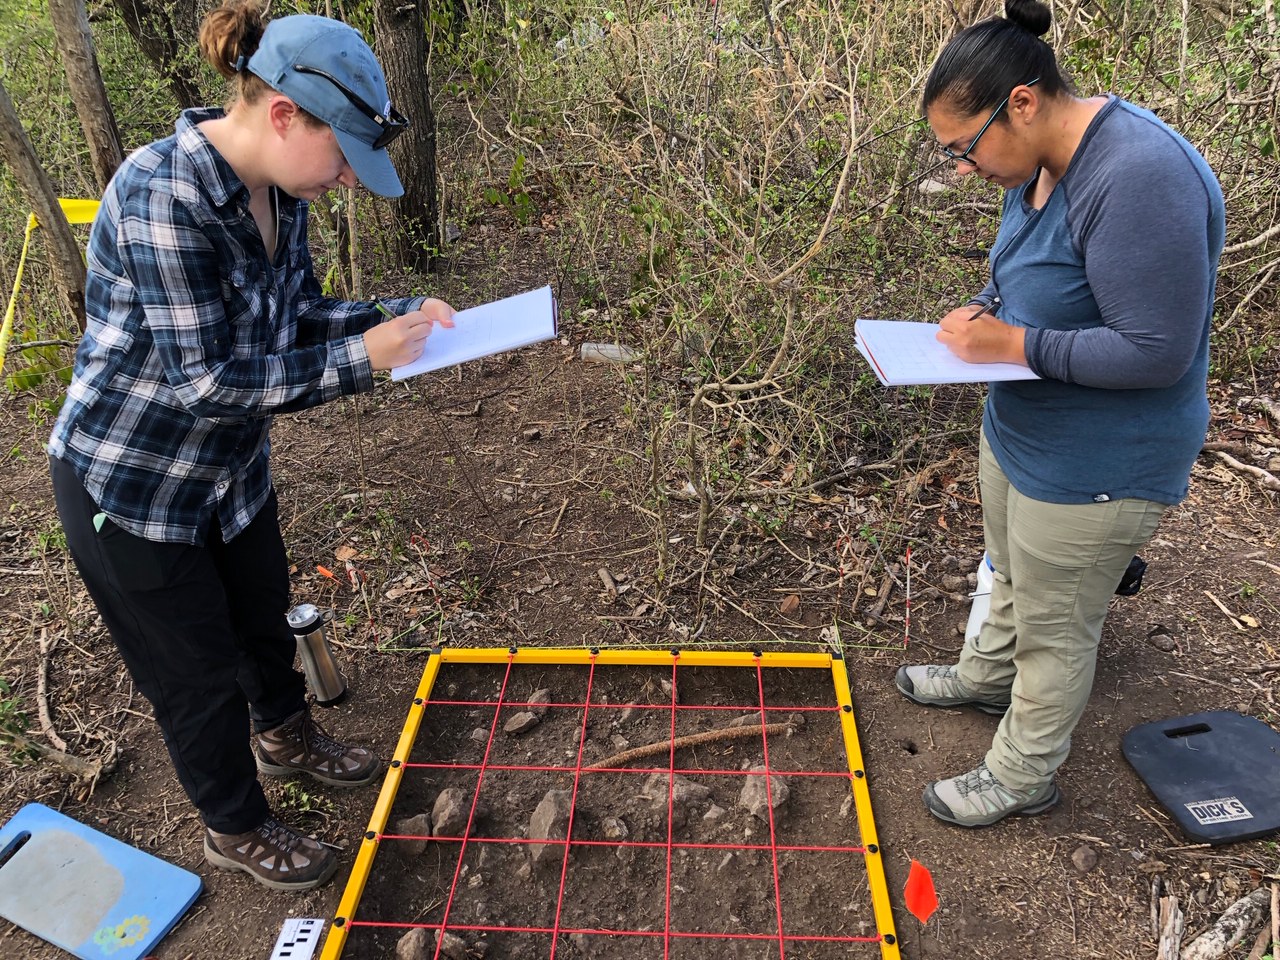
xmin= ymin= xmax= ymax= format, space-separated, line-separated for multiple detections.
xmin=49 ymin=0 xmax=453 ymax=888
xmin=895 ymin=0 xmax=1224 ymax=827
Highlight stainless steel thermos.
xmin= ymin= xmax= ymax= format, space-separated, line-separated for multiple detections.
xmin=287 ymin=603 xmax=348 ymax=706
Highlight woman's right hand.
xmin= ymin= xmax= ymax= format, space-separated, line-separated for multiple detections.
xmin=937 ymin=306 xmax=1027 ymax=366
xmin=363 ymin=300 xmax=456 ymax=370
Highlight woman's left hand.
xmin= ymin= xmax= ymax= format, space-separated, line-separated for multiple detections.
xmin=417 ymin=298 xmax=455 ymax=327
xmin=936 ymin=308 xmax=1028 ymax=366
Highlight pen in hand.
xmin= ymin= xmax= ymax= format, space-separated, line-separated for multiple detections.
xmin=373 ymin=300 xmax=396 ymax=321
xmin=967 ymin=299 xmax=997 ymax=322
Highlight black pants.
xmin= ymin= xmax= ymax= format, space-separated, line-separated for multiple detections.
xmin=51 ymin=457 xmax=306 ymax=834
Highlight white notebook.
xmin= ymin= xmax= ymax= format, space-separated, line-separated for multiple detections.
xmin=854 ymin=318 xmax=1040 ymax=386
xmin=391 ymin=285 xmax=558 ymax=381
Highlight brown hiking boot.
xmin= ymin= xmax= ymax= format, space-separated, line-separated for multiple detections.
xmin=204 ymin=816 xmax=338 ymax=891
xmin=255 ymin=709 xmax=381 ymax=787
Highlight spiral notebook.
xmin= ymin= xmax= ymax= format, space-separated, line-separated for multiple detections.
xmin=855 ymin=318 xmax=1040 ymax=386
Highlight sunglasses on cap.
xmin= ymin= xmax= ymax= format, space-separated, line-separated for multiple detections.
xmin=293 ymin=64 xmax=409 ymax=150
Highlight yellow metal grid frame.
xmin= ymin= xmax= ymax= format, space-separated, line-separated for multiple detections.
xmin=320 ymin=647 xmax=902 ymax=959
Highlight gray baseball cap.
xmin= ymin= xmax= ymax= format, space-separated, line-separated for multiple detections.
xmin=247 ymin=15 xmax=408 ymax=197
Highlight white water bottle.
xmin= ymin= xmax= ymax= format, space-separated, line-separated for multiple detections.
xmin=964 ymin=553 xmax=995 ymax=644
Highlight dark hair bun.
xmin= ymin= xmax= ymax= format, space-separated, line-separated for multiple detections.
xmin=1005 ymin=0 xmax=1052 ymax=36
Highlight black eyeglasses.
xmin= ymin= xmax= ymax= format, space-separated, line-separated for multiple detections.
xmin=940 ymin=77 xmax=1039 ymax=166
xmin=293 ymin=64 xmax=409 ymax=149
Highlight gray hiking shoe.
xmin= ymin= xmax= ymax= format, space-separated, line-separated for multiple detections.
xmin=895 ymin=664 xmax=1010 ymax=715
xmin=204 ymin=815 xmax=338 ymax=891
xmin=924 ymin=761 xmax=1061 ymax=828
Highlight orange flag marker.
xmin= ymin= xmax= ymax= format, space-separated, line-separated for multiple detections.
xmin=904 ymin=858 xmax=939 ymax=924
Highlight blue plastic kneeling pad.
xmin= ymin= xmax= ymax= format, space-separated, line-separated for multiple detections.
xmin=0 ymin=802 xmax=202 ymax=959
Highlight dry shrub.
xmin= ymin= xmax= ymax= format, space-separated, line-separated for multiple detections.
xmin=458 ymin=0 xmax=1278 ymax=590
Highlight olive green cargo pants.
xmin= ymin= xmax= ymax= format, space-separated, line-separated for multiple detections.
xmin=957 ymin=432 xmax=1167 ymax=791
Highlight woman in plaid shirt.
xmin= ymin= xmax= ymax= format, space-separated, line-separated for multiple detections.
xmin=48 ymin=0 xmax=453 ymax=890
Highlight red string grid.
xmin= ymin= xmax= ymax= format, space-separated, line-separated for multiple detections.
xmin=340 ymin=653 xmax=887 ymax=960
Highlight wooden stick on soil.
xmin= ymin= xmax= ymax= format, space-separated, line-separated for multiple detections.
xmin=546 ymin=498 xmax=570 ymax=540
xmin=1151 ymin=875 xmax=1163 ymax=939
xmin=1182 ymin=888 xmax=1271 ymax=960
xmin=1246 ymin=925 xmax=1272 ymax=960
xmin=1238 ymin=396 xmax=1280 ymax=425
xmin=867 ymin=562 xmax=900 ymax=621
xmin=1 ymin=731 xmax=104 ymax=781
xmin=1271 ymin=883 xmax=1278 ymax=958
xmin=586 ymin=715 xmax=805 ymax=770
xmin=1211 ymin=450 xmax=1280 ymax=492
xmin=1156 ymin=893 xmax=1184 ymax=960
xmin=1202 ymin=590 xmax=1247 ymax=630
xmin=36 ymin=627 xmax=68 ymax=753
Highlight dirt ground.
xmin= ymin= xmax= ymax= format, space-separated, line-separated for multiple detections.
xmin=1 ymin=230 xmax=1278 ymax=960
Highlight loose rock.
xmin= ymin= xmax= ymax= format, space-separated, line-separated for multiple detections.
xmin=436 ymin=930 xmax=468 ymax=960
xmin=641 ymin=772 xmax=712 ymax=807
xmin=739 ymin=766 xmax=790 ymax=821
xmin=432 ymin=788 xmax=478 ymax=838
xmin=394 ymin=812 xmax=432 ymax=857
xmin=505 ymin=711 xmax=542 ymax=734
xmin=528 ymin=688 xmax=553 ymax=717
xmin=1072 ymin=844 xmax=1099 ymax=873
xmin=396 ymin=928 xmax=430 ymax=960
xmin=1147 ymin=625 xmax=1178 ymax=652
xmin=528 ymin=789 xmax=573 ymax=864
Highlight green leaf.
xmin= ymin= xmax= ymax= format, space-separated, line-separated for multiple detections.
xmin=5 ymin=368 xmax=45 ymax=392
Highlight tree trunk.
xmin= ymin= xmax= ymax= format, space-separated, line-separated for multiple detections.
xmin=106 ymin=0 xmax=203 ymax=110
xmin=48 ymin=0 xmax=124 ymax=192
xmin=374 ymin=0 xmax=439 ymax=272
xmin=0 ymin=79 xmax=88 ymax=332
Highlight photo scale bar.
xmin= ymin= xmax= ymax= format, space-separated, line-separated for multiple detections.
xmin=320 ymin=648 xmax=901 ymax=960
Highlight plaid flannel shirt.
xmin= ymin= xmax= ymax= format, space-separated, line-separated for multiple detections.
xmin=49 ymin=108 xmax=421 ymax=544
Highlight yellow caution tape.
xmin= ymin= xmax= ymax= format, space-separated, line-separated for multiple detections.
xmin=0 ymin=198 xmax=99 ymax=379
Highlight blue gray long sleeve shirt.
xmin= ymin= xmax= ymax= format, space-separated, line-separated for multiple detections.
xmin=48 ymin=108 xmax=422 ymax=544
xmin=974 ymin=96 xmax=1225 ymax=505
